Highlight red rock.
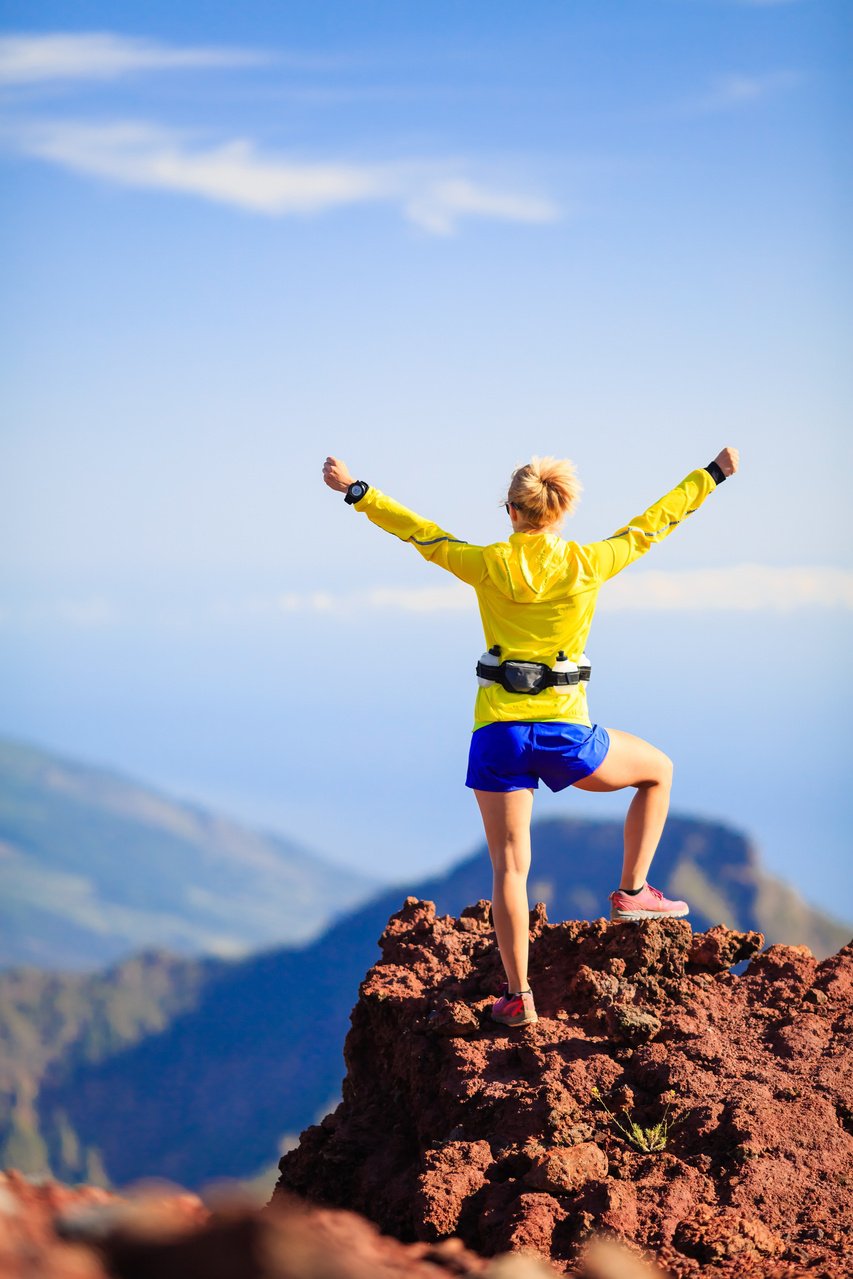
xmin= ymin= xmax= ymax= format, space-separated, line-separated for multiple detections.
xmin=415 ymin=1140 xmax=493 ymax=1239
xmin=275 ymin=903 xmax=853 ymax=1277
xmin=597 ymin=1180 xmax=639 ymax=1240
xmin=687 ymin=924 xmax=764 ymax=971
xmin=673 ymin=1205 xmax=785 ymax=1263
xmin=746 ymin=943 xmax=817 ymax=985
xmin=525 ymin=1145 xmax=608 ymax=1195
xmin=569 ymin=965 xmax=620 ymax=1003
xmin=497 ymin=1191 xmax=566 ymax=1258
xmin=603 ymin=1005 xmax=661 ymax=1044
xmin=460 ymin=901 xmax=493 ymax=927
xmin=427 ymin=998 xmax=482 ymax=1037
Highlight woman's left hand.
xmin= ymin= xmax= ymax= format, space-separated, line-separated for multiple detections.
xmin=323 ymin=456 xmax=354 ymax=492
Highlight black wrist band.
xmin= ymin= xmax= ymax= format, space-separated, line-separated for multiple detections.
xmin=705 ymin=460 xmax=726 ymax=485
xmin=344 ymin=481 xmax=370 ymax=505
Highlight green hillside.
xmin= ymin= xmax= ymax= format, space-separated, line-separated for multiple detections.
xmin=0 ymin=736 xmax=377 ymax=970
xmin=0 ymin=948 xmax=215 ymax=1182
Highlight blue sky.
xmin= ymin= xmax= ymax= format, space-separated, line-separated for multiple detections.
xmin=2 ymin=3 xmax=852 ymax=923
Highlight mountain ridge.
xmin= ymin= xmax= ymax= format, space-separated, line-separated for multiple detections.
xmin=0 ymin=734 xmax=378 ymax=970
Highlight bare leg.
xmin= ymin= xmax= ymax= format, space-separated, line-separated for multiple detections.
xmin=573 ymin=728 xmax=673 ymax=889
xmin=473 ymin=788 xmax=535 ymax=993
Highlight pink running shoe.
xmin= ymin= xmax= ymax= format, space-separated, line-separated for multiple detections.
xmin=609 ymin=882 xmax=689 ymax=921
xmin=491 ymin=983 xmax=538 ymax=1027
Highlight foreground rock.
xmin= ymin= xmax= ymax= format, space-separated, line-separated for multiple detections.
xmin=275 ymin=899 xmax=853 ymax=1277
xmin=0 ymin=1167 xmax=665 ymax=1278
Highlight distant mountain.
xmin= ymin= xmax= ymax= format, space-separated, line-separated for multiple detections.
xmin=0 ymin=949 xmax=222 ymax=1181
xmin=1 ymin=813 xmax=847 ymax=1189
xmin=0 ymin=735 xmax=377 ymax=970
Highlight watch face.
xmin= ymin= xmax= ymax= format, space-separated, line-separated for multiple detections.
xmin=352 ymin=483 xmax=365 ymax=496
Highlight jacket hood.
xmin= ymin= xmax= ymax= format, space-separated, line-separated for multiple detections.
xmin=483 ymin=533 xmax=573 ymax=602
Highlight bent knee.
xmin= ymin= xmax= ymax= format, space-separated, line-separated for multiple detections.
xmin=655 ymin=753 xmax=674 ymax=787
xmin=638 ymin=752 xmax=673 ymax=789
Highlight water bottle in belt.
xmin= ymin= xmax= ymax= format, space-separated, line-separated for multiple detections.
xmin=552 ymin=651 xmax=578 ymax=685
xmin=477 ymin=645 xmax=503 ymax=687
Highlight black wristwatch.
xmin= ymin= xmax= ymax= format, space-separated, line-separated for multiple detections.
xmin=705 ymin=460 xmax=726 ymax=485
xmin=344 ymin=480 xmax=370 ymax=505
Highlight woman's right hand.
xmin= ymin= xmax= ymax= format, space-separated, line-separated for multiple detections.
xmin=323 ymin=456 xmax=354 ymax=492
xmin=713 ymin=446 xmax=739 ymax=477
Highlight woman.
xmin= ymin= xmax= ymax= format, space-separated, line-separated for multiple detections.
xmin=322 ymin=448 xmax=739 ymax=1027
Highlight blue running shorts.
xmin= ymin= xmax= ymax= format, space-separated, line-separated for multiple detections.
xmin=465 ymin=721 xmax=610 ymax=793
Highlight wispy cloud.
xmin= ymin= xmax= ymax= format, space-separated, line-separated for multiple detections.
xmin=3 ymin=117 xmax=560 ymax=232
xmin=261 ymin=585 xmax=446 ymax=616
xmin=0 ymin=31 xmax=559 ymax=234
xmin=2 ymin=567 xmax=851 ymax=632
xmin=9 ymin=119 xmax=385 ymax=214
xmin=224 ymin=565 xmax=853 ymax=617
xmin=0 ymin=595 xmax=122 ymax=629
xmin=404 ymin=178 xmax=558 ymax=237
xmin=693 ymin=70 xmax=803 ymax=113
xmin=0 ymin=32 xmax=272 ymax=85
xmin=601 ymin=565 xmax=853 ymax=613
xmin=280 ymin=565 xmax=853 ymax=615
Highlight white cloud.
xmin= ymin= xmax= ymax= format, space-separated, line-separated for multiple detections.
xmin=3 ymin=117 xmax=561 ymax=232
xmin=11 ymin=119 xmax=386 ymax=214
xmin=0 ymin=32 xmax=269 ymax=85
xmin=601 ymin=565 xmax=853 ymax=612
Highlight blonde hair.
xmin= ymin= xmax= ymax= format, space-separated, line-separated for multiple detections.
xmin=505 ymin=455 xmax=582 ymax=528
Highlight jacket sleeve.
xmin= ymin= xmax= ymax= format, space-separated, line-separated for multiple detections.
xmin=351 ymin=487 xmax=487 ymax=587
xmin=575 ymin=467 xmax=720 ymax=584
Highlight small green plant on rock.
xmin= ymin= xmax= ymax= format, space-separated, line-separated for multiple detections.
xmin=590 ymin=1086 xmax=678 ymax=1153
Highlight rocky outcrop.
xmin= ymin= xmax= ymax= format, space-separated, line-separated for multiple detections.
xmin=275 ymin=898 xmax=853 ymax=1277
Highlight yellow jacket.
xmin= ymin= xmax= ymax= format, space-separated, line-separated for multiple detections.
xmin=353 ymin=467 xmax=720 ymax=729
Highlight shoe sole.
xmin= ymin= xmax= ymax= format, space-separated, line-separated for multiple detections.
xmin=491 ymin=1013 xmax=539 ymax=1027
xmin=610 ymin=908 xmax=689 ymax=921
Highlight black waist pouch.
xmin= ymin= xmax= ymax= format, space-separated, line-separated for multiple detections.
xmin=475 ymin=659 xmax=578 ymax=695
xmin=501 ymin=661 xmax=553 ymax=694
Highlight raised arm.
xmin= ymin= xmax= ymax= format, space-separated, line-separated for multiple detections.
xmin=322 ymin=456 xmax=487 ymax=587
xmin=576 ymin=447 xmax=739 ymax=585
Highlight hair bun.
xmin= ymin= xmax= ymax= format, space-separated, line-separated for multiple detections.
xmin=505 ymin=455 xmax=582 ymax=528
